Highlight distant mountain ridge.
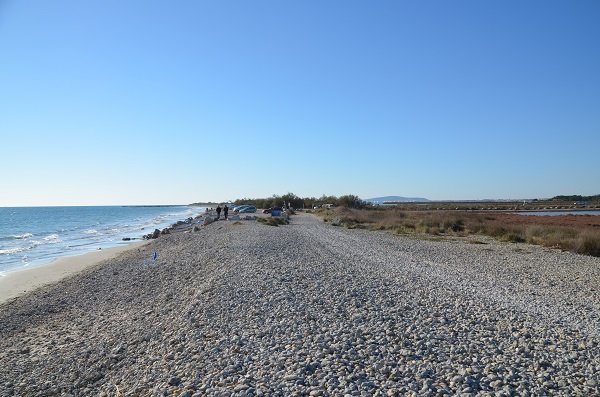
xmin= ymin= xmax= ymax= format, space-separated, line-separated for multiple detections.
xmin=365 ymin=196 xmax=430 ymax=204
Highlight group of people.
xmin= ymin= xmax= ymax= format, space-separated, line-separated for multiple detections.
xmin=215 ymin=204 xmax=228 ymax=220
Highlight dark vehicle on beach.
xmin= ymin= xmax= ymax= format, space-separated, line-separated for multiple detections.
xmin=262 ymin=207 xmax=283 ymax=214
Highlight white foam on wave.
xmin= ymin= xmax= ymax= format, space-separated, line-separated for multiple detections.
xmin=141 ymin=220 xmax=161 ymax=229
xmin=13 ymin=233 xmax=33 ymax=239
xmin=44 ymin=234 xmax=61 ymax=242
xmin=0 ymin=247 xmax=26 ymax=255
xmin=84 ymin=229 xmax=98 ymax=235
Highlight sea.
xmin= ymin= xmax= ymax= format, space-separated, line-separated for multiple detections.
xmin=0 ymin=205 xmax=206 ymax=275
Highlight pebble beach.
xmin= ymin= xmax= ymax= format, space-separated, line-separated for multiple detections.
xmin=0 ymin=212 xmax=599 ymax=396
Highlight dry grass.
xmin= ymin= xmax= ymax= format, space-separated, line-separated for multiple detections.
xmin=317 ymin=208 xmax=600 ymax=257
xmin=257 ymin=217 xmax=289 ymax=227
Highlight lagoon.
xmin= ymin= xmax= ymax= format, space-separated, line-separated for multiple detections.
xmin=517 ymin=210 xmax=600 ymax=216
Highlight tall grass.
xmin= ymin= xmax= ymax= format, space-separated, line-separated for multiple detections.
xmin=317 ymin=208 xmax=600 ymax=257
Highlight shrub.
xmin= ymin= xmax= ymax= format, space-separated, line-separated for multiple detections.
xmin=499 ymin=232 xmax=526 ymax=243
xmin=573 ymin=230 xmax=600 ymax=256
xmin=442 ymin=219 xmax=465 ymax=232
xmin=257 ymin=217 xmax=289 ymax=226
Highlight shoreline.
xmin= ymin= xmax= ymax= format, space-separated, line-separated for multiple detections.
xmin=0 ymin=207 xmax=212 ymax=304
xmin=0 ymin=213 xmax=599 ymax=395
xmin=0 ymin=205 xmax=208 ymax=277
xmin=0 ymin=241 xmax=147 ymax=305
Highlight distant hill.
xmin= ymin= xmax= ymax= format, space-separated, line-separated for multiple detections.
xmin=550 ymin=194 xmax=600 ymax=202
xmin=365 ymin=196 xmax=430 ymax=204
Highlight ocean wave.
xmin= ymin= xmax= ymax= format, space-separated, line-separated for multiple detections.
xmin=44 ymin=234 xmax=61 ymax=243
xmin=0 ymin=247 xmax=26 ymax=255
xmin=0 ymin=206 xmax=200 ymax=271
xmin=141 ymin=221 xmax=159 ymax=229
xmin=0 ymin=233 xmax=33 ymax=241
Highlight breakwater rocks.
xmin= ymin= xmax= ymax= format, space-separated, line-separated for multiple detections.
xmin=142 ymin=217 xmax=198 ymax=240
xmin=1 ymin=213 xmax=599 ymax=396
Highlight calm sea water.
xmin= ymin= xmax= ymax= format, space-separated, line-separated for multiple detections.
xmin=0 ymin=206 xmax=206 ymax=274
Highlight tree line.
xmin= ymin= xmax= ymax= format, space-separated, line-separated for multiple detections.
xmin=232 ymin=193 xmax=366 ymax=210
xmin=550 ymin=194 xmax=600 ymax=202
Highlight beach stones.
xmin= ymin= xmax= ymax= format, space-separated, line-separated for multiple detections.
xmin=0 ymin=213 xmax=599 ymax=396
xmin=142 ymin=228 xmax=162 ymax=239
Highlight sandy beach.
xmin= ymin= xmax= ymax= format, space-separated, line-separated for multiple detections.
xmin=1 ymin=212 xmax=599 ymax=396
xmin=0 ymin=242 xmax=147 ymax=305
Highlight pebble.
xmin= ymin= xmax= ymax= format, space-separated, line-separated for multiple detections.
xmin=0 ymin=213 xmax=599 ymax=396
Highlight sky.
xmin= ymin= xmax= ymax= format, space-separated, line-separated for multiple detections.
xmin=1 ymin=1 xmax=599 ymax=206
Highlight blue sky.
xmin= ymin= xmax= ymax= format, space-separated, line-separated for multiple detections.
xmin=1 ymin=1 xmax=599 ymax=206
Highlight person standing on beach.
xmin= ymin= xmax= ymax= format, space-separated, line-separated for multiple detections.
xmin=223 ymin=205 xmax=229 ymax=220
xmin=216 ymin=205 xmax=222 ymax=220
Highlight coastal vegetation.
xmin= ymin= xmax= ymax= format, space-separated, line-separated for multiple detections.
xmin=549 ymin=194 xmax=600 ymax=202
xmin=229 ymin=192 xmax=600 ymax=256
xmin=209 ymin=193 xmax=600 ymax=212
xmin=316 ymin=207 xmax=600 ymax=257
xmin=257 ymin=217 xmax=289 ymax=226
xmin=232 ymin=193 xmax=366 ymax=210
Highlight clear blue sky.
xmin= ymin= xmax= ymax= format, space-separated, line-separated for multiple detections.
xmin=1 ymin=1 xmax=599 ymax=206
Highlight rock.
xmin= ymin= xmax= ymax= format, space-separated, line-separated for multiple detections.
xmin=168 ymin=376 xmax=181 ymax=386
xmin=234 ymin=384 xmax=249 ymax=392
xmin=111 ymin=343 xmax=126 ymax=355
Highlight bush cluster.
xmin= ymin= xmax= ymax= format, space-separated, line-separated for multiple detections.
xmin=232 ymin=193 xmax=366 ymax=210
xmin=257 ymin=217 xmax=289 ymax=227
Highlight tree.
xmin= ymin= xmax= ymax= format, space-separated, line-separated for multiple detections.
xmin=338 ymin=194 xmax=366 ymax=208
xmin=281 ymin=192 xmax=303 ymax=209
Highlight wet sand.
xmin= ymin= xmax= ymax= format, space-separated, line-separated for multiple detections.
xmin=0 ymin=242 xmax=146 ymax=304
